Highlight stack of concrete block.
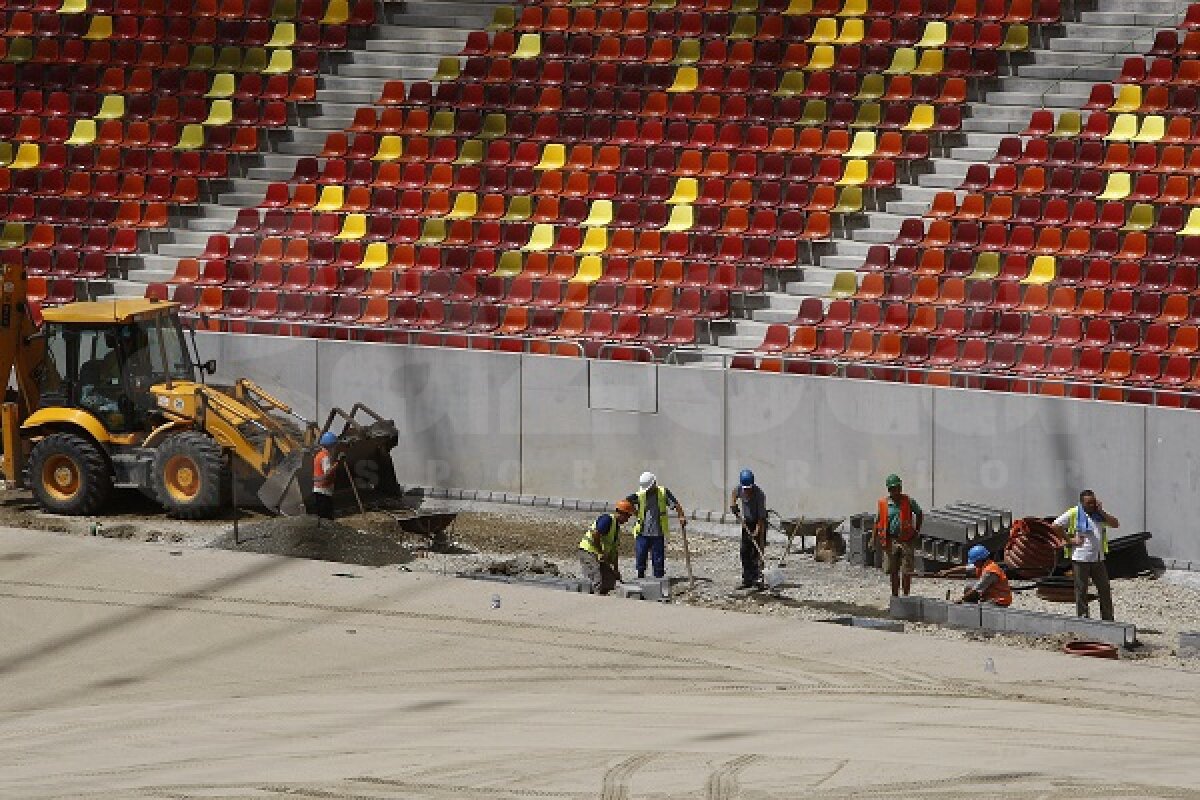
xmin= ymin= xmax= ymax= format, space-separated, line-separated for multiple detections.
xmin=458 ymin=572 xmax=591 ymax=594
xmin=847 ymin=503 xmax=1012 ymax=571
xmin=889 ymin=596 xmax=1137 ymax=648
xmin=631 ymin=578 xmax=671 ymax=602
xmin=1181 ymin=632 xmax=1200 ymax=658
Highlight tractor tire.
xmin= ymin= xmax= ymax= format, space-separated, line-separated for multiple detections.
xmin=29 ymin=433 xmax=113 ymax=516
xmin=152 ymin=432 xmax=228 ymax=519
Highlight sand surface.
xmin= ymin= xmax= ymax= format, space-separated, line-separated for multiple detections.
xmin=2 ymin=526 xmax=1199 ymax=799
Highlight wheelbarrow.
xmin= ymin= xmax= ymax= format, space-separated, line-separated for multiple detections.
xmin=769 ymin=512 xmax=846 ymax=566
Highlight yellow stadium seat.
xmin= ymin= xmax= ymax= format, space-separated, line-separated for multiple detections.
xmin=335 ymin=213 xmax=366 ymax=240
xmin=669 ymin=178 xmax=698 ymax=204
xmin=524 ymin=224 xmax=555 ymax=251
xmin=1132 ymin=115 xmax=1165 ymax=143
xmin=95 ymin=94 xmax=125 ymax=119
xmin=775 ymin=70 xmax=805 ymax=96
xmin=373 ymin=135 xmax=404 ymax=161
xmin=572 ymin=256 xmax=604 ymax=283
xmin=206 ymin=73 xmax=236 ymax=98
xmin=917 ymin=21 xmax=947 ymax=47
xmin=805 ymin=45 xmax=836 ymax=71
xmin=856 ymin=73 xmax=884 ymax=100
xmin=672 ymin=39 xmax=700 ymax=64
xmin=835 ymin=18 xmax=864 ymax=44
xmin=577 ymin=228 xmax=608 ymax=253
xmin=314 ymin=185 xmax=345 ymax=211
xmin=968 ymin=252 xmax=1000 ymax=280
xmin=321 ymin=0 xmax=349 ymax=24
xmin=428 ymin=111 xmax=456 ymax=136
xmin=784 ymin=0 xmax=813 ymax=13
xmin=836 ymin=159 xmax=869 ymax=186
xmin=1122 ymin=204 xmax=1155 ymax=231
xmin=730 ymin=14 xmax=756 ymax=38
xmin=669 ymin=67 xmax=698 ymax=92
xmin=1049 ymin=111 xmax=1081 ymax=138
xmin=360 ymin=243 xmax=389 ymax=269
xmin=583 ymin=200 xmax=613 ymax=226
xmin=808 ymin=18 xmax=838 ymax=44
xmin=267 ymin=22 xmax=296 ymax=47
xmin=732 ymin=0 xmax=758 ymax=11
xmin=845 ymin=131 xmax=876 ymax=157
xmin=833 ymin=186 xmax=863 ymax=214
xmin=1109 ymin=84 xmax=1142 ymax=113
xmin=884 ymin=47 xmax=917 ymax=74
xmin=419 ymin=218 xmax=447 ymax=244
xmin=913 ymin=49 xmax=944 ymax=74
xmin=59 ymin=0 xmax=88 ymax=12
xmin=1103 ymin=113 xmax=1138 ymax=141
xmin=903 ymin=103 xmax=935 ymax=131
xmin=536 ymin=143 xmax=566 ymax=170
xmin=838 ymin=0 xmax=868 ymax=14
xmin=487 ymin=6 xmax=515 ymax=30
xmin=65 ymin=119 xmax=97 ymax=146
xmin=829 ymin=272 xmax=858 ymax=298
xmin=0 ymin=223 xmax=26 ymax=248
xmin=1023 ymin=256 xmax=1056 ymax=284
xmin=83 ymin=15 xmax=112 ymax=39
xmin=0 ymin=142 xmax=12 ymax=166
xmin=203 ymin=99 xmax=233 ymax=126
xmin=434 ymin=57 xmax=461 ymax=82
xmin=11 ymin=143 xmax=40 ymax=169
xmin=1097 ymin=172 xmax=1131 ymax=200
xmin=494 ymin=252 xmax=524 ymax=277
xmin=481 ymin=113 xmax=507 ymax=138
xmin=999 ymin=24 xmax=1029 ymax=52
xmin=513 ymin=34 xmax=541 ymax=59
xmin=263 ymin=49 xmax=293 ymax=74
xmin=448 ymin=193 xmax=478 ymax=219
xmin=851 ymin=102 xmax=880 ymax=127
xmin=1183 ymin=208 xmax=1200 ymax=236
xmin=504 ymin=195 xmax=532 ymax=221
xmin=241 ymin=47 xmax=268 ymax=73
xmin=4 ymin=37 xmax=32 ymax=63
xmin=455 ymin=139 xmax=483 ymax=165
xmin=663 ymin=205 xmax=694 ymax=231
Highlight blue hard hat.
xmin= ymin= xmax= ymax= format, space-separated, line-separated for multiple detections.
xmin=595 ymin=515 xmax=612 ymax=534
xmin=739 ymin=468 xmax=755 ymax=486
xmin=967 ymin=545 xmax=990 ymax=565
xmin=319 ymin=431 xmax=337 ymax=447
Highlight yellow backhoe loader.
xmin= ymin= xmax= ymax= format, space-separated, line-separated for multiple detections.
xmin=0 ymin=263 xmax=399 ymax=519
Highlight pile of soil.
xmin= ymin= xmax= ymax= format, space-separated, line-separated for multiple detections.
xmin=211 ymin=516 xmax=414 ymax=567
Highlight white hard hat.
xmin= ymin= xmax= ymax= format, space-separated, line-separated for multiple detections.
xmin=639 ymin=471 xmax=656 ymax=490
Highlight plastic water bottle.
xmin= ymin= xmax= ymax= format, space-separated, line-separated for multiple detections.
xmin=491 ymin=594 xmax=501 ymax=610
xmin=984 ymin=657 xmax=996 ymax=674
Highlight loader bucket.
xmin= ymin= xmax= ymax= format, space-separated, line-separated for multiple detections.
xmin=258 ymin=405 xmax=400 ymax=516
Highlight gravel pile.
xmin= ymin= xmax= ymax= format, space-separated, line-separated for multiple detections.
xmin=211 ymin=516 xmax=414 ymax=567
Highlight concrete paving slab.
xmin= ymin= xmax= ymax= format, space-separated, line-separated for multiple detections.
xmin=947 ymin=603 xmax=983 ymax=629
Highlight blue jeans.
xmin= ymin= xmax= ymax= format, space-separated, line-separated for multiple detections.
xmin=635 ymin=535 xmax=665 ymax=578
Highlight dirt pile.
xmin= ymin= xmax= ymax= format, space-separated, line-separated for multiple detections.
xmin=211 ymin=516 xmax=414 ymax=567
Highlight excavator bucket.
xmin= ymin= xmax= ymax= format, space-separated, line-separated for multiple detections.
xmin=258 ymin=403 xmax=400 ymax=516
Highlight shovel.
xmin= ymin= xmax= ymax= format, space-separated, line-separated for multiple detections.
xmin=744 ymin=520 xmax=784 ymax=590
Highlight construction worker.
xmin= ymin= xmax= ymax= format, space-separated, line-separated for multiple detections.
xmin=874 ymin=473 xmax=923 ymax=598
xmin=312 ymin=431 xmax=339 ymax=521
xmin=957 ymin=546 xmax=1012 ymax=606
xmin=1052 ymin=489 xmax=1118 ymax=621
xmin=730 ymin=468 xmax=767 ymax=589
xmin=626 ymin=472 xmax=687 ymax=579
xmin=578 ymin=500 xmax=634 ymax=595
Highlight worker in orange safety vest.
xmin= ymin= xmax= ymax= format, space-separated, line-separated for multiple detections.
xmin=958 ymin=546 xmax=1013 ymax=607
xmin=874 ymin=473 xmax=923 ymax=598
xmin=312 ymin=431 xmax=339 ymax=522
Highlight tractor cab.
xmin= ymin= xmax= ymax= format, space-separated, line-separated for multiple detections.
xmin=34 ymin=300 xmax=203 ymax=435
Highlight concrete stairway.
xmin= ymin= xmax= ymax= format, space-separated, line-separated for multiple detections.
xmin=114 ymin=0 xmax=509 ymax=293
xmin=715 ymin=0 xmax=1193 ymax=352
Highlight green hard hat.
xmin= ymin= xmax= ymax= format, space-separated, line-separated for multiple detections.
xmin=885 ymin=474 xmax=902 ymax=488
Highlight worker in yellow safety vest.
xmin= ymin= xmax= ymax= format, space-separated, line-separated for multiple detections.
xmin=1051 ymin=489 xmax=1118 ymax=621
xmin=578 ymin=500 xmax=634 ymax=595
xmin=625 ymin=472 xmax=687 ymax=579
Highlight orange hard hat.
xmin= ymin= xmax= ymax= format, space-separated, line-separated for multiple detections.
xmin=615 ymin=499 xmax=635 ymax=515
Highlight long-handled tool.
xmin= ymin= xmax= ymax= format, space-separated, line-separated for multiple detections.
xmin=743 ymin=520 xmax=783 ymax=590
xmin=679 ymin=519 xmax=695 ymax=589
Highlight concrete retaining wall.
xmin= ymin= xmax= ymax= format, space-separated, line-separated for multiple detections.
xmin=196 ymin=333 xmax=1200 ymax=562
